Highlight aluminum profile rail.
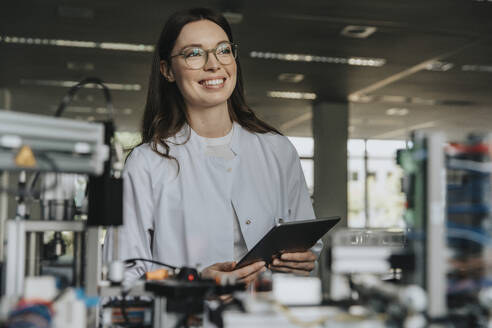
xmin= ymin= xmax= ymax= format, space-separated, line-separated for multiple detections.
xmin=0 ymin=110 xmax=108 ymax=175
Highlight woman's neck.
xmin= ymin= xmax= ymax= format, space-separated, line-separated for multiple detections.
xmin=186 ymin=103 xmax=232 ymax=138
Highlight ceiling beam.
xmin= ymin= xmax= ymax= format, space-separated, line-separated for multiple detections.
xmin=280 ymin=39 xmax=480 ymax=133
xmin=348 ymin=39 xmax=480 ymax=100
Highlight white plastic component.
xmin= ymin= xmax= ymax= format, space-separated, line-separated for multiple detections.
xmin=329 ymin=274 xmax=351 ymax=301
xmin=332 ymin=246 xmax=392 ymax=258
xmin=0 ymin=135 xmax=22 ymax=148
xmin=74 ymin=142 xmax=91 ymax=154
xmin=404 ymin=314 xmax=427 ymax=328
xmin=479 ymin=287 xmax=492 ymax=308
xmin=332 ymin=259 xmax=390 ymax=273
xmin=108 ymin=260 xmax=124 ymax=283
xmin=272 ymin=274 xmax=321 ymax=305
xmin=24 ymin=276 xmax=57 ymax=301
xmin=399 ymin=285 xmax=427 ymax=312
xmin=332 ymin=246 xmax=392 ymax=274
xmin=53 ymin=289 xmax=87 ymax=328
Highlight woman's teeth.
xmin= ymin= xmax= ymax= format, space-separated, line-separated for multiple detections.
xmin=202 ymin=79 xmax=224 ymax=86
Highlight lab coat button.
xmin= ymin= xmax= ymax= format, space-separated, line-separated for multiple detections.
xmin=245 ymin=219 xmax=252 ymax=225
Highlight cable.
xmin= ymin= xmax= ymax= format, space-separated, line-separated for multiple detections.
xmin=27 ymin=77 xmax=115 ymax=200
xmin=447 ymin=228 xmax=492 ymax=246
xmin=120 ymin=289 xmax=131 ymax=327
xmin=124 ymin=258 xmax=178 ymax=271
xmin=55 ymin=77 xmax=114 ymax=121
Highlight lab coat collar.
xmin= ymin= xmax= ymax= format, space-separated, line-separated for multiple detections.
xmin=173 ymin=121 xmax=242 ymax=156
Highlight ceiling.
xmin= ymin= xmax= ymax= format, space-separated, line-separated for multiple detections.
xmin=1 ymin=0 xmax=492 ymax=140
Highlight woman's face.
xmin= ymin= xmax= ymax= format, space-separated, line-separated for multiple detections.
xmin=165 ymin=20 xmax=237 ymax=111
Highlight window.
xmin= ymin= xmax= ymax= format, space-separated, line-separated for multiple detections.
xmin=288 ymin=137 xmax=314 ymax=194
xmin=289 ymin=136 xmax=406 ymax=228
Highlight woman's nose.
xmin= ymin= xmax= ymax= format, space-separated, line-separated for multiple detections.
xmin=203 ymin=52 xmax=221 ymax=71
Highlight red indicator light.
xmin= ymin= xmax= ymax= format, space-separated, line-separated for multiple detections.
xmin=188 ymin=274 xmax=195 ymax=281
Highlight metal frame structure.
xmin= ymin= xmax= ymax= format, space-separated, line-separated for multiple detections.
xmin=5 ymin=220 xmax=85 ymax=296
xmin=425 ymin=132 xmax=447 ymax=317
xmin=0 ymin=110 xmax=108 ymax=175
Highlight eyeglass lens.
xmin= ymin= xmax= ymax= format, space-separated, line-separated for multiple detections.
xmin=183 ymin=42 xmax=235 ymax=69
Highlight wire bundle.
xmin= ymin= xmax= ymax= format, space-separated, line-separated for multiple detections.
xmin=6 ymin=300 xmax=53 ymax=328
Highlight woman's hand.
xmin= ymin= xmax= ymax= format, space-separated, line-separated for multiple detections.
xmin=269 ymin=250 xmax=316 ymax=276
xmin=201 ymin=261 xmax=266 ymax=285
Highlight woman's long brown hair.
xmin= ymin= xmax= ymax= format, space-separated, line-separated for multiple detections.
xmin=140 ymin=8 xmax=281 ymax=168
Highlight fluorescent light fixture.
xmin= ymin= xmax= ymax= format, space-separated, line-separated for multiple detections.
xmin=0 ymin=35 xmax=154 ymax=52
xmin=67 ymin=61 xmax=95 ymax=71
xmin=462 ymin=64 xmax=492 ymax=73
xmin=53 ymin=39 xmax=97 ymax=48
xmin=222 ymin=12 xmax=243 ymax=24
xmin=411 ymin=97 xmax=436 ymax=105
xmin=348 ymin=94 xmax=374 ymax=103
xmin=386 ymin=108 xmax=409 ymax=116
xmin=350 ymin=94 xmax=438 ymax=106
xmin=20 ymin=79 xmax=141 ymax=91
xmin=95 ymin=107 xmax=108 ymax=114
xmin=278 ymin=73 xmax=305 ymax=83
xmin=341 ymin=25 xmax=377 ymax=38
xmin=267 ymin=91 xmax=317 ymax=100
xmin=250 ymin=51 xmax=385 ymax=67
xmin=380 ymin=95 xmax=408 ymax=103
xmin=425 ymin=61 xmax=454 ymax=71
xmin=99 ymin=42 xmax=153 ymax=52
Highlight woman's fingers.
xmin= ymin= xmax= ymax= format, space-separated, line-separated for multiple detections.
xmin=201 ymin=261 xmax=237 ymax=279
xmin=279 ymin=251 xmax=316 ymax=262
xmin=269 ymin=265 xmax=310 ymax=276
xmin=238 ymin=266 xmax=267 ymax=284
xmin=215 ymin=261 xmax=236 ymax=271
xmin=271 ymin=258 xmax=315 ymax=271
xmin=232 ymin=261 xmax=266 ymax=280
xmin=268 ymin=251 xmax=316 ymax=274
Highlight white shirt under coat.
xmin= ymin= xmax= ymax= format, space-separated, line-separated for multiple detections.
xmin=104 ymin=122 xmax=321 ymax=282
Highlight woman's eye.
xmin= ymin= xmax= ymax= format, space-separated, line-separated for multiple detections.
xmin=217 ymin=46 xmax=232 ymax=55
xmin=185 ymin=48 xmax=203 ymax=58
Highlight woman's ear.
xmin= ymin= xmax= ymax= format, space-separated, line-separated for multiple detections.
xmin=160 ymin=60 xmax=175 ymax=82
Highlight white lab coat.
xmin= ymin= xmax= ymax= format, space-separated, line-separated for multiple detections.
xmin=104 ymin=122 xmax=321 ymax=281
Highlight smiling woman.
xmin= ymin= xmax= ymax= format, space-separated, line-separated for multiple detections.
xmin=103 ymin=8 xmax=322 ymax=285
xmin=160 ymin=20 xmax=238 ymax=124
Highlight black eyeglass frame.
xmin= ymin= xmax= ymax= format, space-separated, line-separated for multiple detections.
xmin=168 ymin=41 xmax=238 ymax=69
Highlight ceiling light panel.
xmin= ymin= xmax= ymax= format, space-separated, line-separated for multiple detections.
xmin=425 ymin=61 xmax=454 ymax=71
xmin=222 ymin=12 xmax=243 ymax=24
xmin=278 ymin=73 xmax=305 ymax=83
xmin=386 ymin=108 xmax=409 ymax=116
xmin=0 ymin=35 xmax=154 ymax=52
xmin=462 ymin=65 xmax=492 ymax=73
xmin=250 ymin=51 xmax=385 ymax=67
xmin=20 ymin=79 xmax=141 ymax=91
xmin=340 ymin=26 xmax=377 ymax=39
xmin=267 ymin=91 xmax=317 ymax=100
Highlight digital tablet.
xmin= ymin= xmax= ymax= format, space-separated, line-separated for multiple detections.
xmin=235 ymin=216 xmax=341 ymax=269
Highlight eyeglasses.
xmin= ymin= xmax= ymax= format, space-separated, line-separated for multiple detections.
xmin=169 ymin=41 xmax=237 ymax=70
